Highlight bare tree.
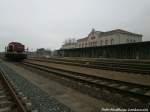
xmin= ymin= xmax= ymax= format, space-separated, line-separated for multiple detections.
xmin=63 ymin=38 xmax=77 ymax=45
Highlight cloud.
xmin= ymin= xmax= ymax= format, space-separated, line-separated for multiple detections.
xmin=0 ymin=0 xmax=149 ymax=51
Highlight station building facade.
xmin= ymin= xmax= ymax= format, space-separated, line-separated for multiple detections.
xmin=61 ymin=29 xmax=142 ymax=49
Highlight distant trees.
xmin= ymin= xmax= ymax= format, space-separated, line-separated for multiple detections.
xmin=64 ymin=38 xmax=76 ymax=45
xmin=36 ymin=48 xmax=52 ymax=57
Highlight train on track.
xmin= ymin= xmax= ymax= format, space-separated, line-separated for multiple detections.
xmin=5 ymin=42 xmax=27 ymax=61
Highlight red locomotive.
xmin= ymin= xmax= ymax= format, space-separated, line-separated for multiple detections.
xmin=5 ymin=42 xmax=27 ymax=60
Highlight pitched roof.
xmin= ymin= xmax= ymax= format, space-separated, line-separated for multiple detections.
xmin=77 ymin=37 xmax=88 ymax=42
xmin=76 ymin=29 xmax=142 ymax=42
xmin=103 ymin=29 xmax=142 ymax=36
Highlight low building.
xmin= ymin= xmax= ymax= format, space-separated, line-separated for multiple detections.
xmin=36 ymin=48 xmax=52 ymax=58
xmin=61 ymin=29 xmax=142 ymax=49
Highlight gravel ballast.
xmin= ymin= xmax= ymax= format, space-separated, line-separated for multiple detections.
xmin=0 ymin=61 xmax=72 ymax=112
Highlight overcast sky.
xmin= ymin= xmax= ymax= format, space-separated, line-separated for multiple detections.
xmin=0 ymin=0 xmax=150 ymax=52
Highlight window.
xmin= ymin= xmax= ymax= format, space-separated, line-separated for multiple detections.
xmin=126 ymin=39 xmax=129 ymax=43
xmin=92 ymin=42 xmax=94 ymax=46
xmin=82 ymin=43 xmax=84 ymax=47
xmin=94 ymin=42 xmax=97 ymax=46
xmin=105 ymin=40 xmax=108 ymax=45
xmin=85 ymin=43 xmax=87 ymax=46
xmin=100 ymin=40 xmax=103 ymax=45
xmin=79 ymin=44 xmax=81 ymax=48
xmin=95 ymin=42 xmax=97 ymax=46
xmin=111 ymin=39 xmax=114 ymax=45
xmin=91 ymin=36 xmax=95 ymax=40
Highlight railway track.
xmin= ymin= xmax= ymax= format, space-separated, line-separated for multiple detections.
xmin=28 ymin=58 xmax=150 ymax=74
xmin=61 ymin=57 xmax=150 ymax=64
xmin=23 ymin=61 xmax=150 ymax=108
xmin=0 ymin=68 xmax=31 ymax=112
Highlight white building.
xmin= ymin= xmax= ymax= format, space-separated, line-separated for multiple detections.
xmin=61 ymin=29 xmax=142 ymax=49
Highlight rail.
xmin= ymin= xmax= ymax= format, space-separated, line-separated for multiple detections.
xmin=23 ymin=61 xmax=150 ymax=107
xmin=0 ymin=69 xmax=28 ymax=112
xmin=27 ymin=58 xmax=150 ymax=74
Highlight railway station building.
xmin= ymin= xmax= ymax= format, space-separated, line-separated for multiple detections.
xmin=61 ymin=29 xmax=142 ymax=49
xmin=58 ymin=29 xmax=150 ymax=59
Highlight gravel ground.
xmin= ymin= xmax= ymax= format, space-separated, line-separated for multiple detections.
xmin=0 ymin=61 xmax=72 ymax=112
xmin=2 ymin=61 xmax=117 ymax=112
xmin=25 ymin=60 xmax=150 ymax=86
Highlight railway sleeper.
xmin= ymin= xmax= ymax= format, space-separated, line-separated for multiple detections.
xmin=28 ymin=58 xmax=150 ymax=74
xmin=0 ymin=106 xmax=12 ymax=112
xmin=0 ymin=101 xmax=14 ymax=108
xmin=23 ymin=62 xmax=150 ymax=107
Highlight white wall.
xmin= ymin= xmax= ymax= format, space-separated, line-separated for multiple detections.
xmin=97 ymin=34 xmax=120 ymax=46
xmin=119 ymin=34 xmax=142 ymax=43
xmin=61 ymin=32 xmax=142 ymax=49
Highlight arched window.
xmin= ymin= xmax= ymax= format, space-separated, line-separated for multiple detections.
xmin=85 ymin=43 xmax=87 ymax=46
xmin=79 ymin=44 xmax=81 ymax=48
xmin=91 ymin=36 xmax=95 ymax=40
xmin=100 ymin=40 xmax=103 ymax=45
xmin=82 ymin=43 xmax=84 ymax=47
xmin=88 ymin=42 xmax=91 ymax=46
xmin=111 ymin=39 xmax=114 ymax=45
xmin=105 ymin=40 xmax=108 ymax=45
xmin=126 ymin=39 xmax=129 ymax=43
xmin=93 ymin=42 xmax=95 ymax=46
xmin=94 ymin=42 xmax=97 ymax=46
